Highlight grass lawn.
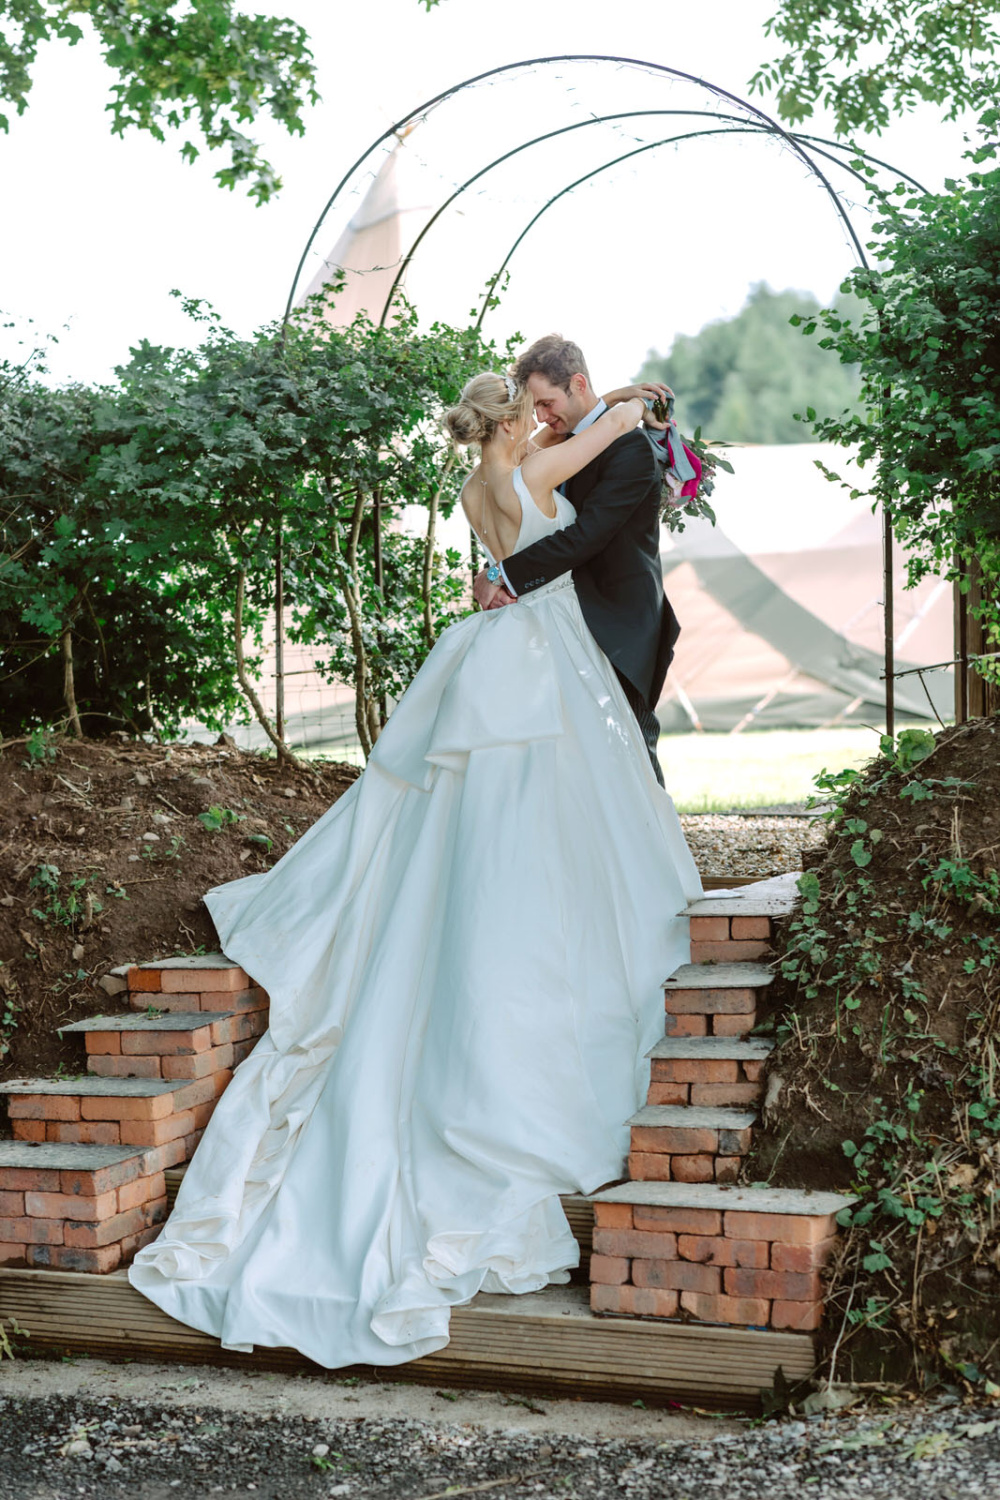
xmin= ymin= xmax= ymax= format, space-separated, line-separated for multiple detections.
xmin=659 ymin=726 xmax=886 ymax=813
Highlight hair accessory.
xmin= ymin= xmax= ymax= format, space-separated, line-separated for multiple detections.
xmin=503 ymin=374 xmax=517 ymax=402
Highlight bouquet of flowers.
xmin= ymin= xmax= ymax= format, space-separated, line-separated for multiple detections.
xmin=651 ymin=393 xmax=733 ymax=533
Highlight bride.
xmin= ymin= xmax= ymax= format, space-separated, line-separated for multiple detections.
xmin=129 ymin=371 xmax=702 ymax=1367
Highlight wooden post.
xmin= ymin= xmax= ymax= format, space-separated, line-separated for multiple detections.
xmin=954 ymin=558 xmax=969 ymax=724
xmin=882 ymin=498 xmax=895 ymax=739
xmin=274 ymin=528 xmax=285 ymax=745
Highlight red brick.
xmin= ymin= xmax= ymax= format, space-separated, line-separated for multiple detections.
xmin=122 ymin=1026 xmax=211 ymax=1057
xmin=208 ymin=1016 xmax=235 ymax=1046
xmin=771 ymin=1236 xmax=838 ymax=1273
xmin=212 ymin=1069 xmax=233 ymax=1097
xmin=591 ymin=1284 xmax=679 ymax=1317
xmin=714 ymin=1156 xmax=742 ymax=1184
xmin=84 ymin=1032 xmax=122 ymax=1056
xmin=680 ymin=1291 xmax=771 ymax=1326
xmin=228 ymin=1011 xmax=268 ymax=1042
xmin=0 ymin=1243 xmax=27 ymax=1265
xmin=712 ymin=1014 xmax=756 ymax=1037
xmin=7 ymin=1094 xmax=82 ymax=1122
xmin=0 ymin=1167 xmax=61 ymax=1192
xmin=731 ymin=917 xmax=772 ymax=940
xmin=647 ymin=1082 xmax=689 ymax=1106
xmin=743 ymin=1061 xmax=765 ymax=1082
xmin=190 ymin=1101 xmax=217 ymax=1130
xmin=28 ymin=1242 xmax=122 ymax=1273
xmin=161 ymin=966 xmax=248 ymax=994
xmin=47 ymin=1121 xmax=121 ymax=1145
xmin=118 ymin=1224 xmax=163 ymax=1262
xmin=160 ymin=1043 xmax=234 ymax=1079
xmin=129 ymin=992 xmax=199 ymax=1014
xmin=679 ymin=1235 xmax=769 ymax=1269
xmin=135 ymin=1138 xmax=190 ymax=1174
xmin=86 ymin=1054 xmax=163 ymax=1079
xmin=771 ymin=1299 xmax=824 ymax=1331
xmin=64 ymin=1200 xmax=166 ymax=1248
xmin=665 ymin=987 xmax=756 ymax=1016
xmin=0 ymin=1216 xmax=64 ymax=1245
xmin=181 ymin=1128 xmax=205 ymax=1157
xmin=25 ymin=1189 xmax=118 ymax=1221
xmin=628 ymin=1153 xmax=671 ymax=1180
xmin=654 ymin=1058 xmax=739 ymax=1084
xmin=634 ymin=1206 xmax=722 ymax=1235
xmin=60 ymin=1160 xmax=142 ymax=1197
xmin=170 ymin=1076 xmax=221 ymax=1110
xmin=80 ymin=1093 xmax=175 ymax=1123
xmin=592 ymin=1228 xmax=677 ymax=1259
xmin=634 ymin=1258 xmax=720 ymax=1294
xmin=231 ymin=1038 xmax=258 ymax=1066
xmin=0 ymin=1191 xmax=25 ymax=1216
xmin=689 ymin=916 xmax=731 ymax=943
xmin=589 ymin=1254 xmax=630 ymax=1285
xmin=117 ymin=1173 xmax=166 ymax=1213
xmin=631 ymin=1125 xmax=717 ymax=1155
xmin=662 ymin=1013 xmax=708 ymax=1038
xmin=670 ymin=1155 xmax=715 ymax=1184
xmin=718 ymin=1128 xmax=754 ymax=1155
xmin=690 ymin=1084 xmax=761 ymax=1108
xmin=119 ymin=1109 xmax=196 ymax=1148
xmin=725 ymin=1267 xmax=823 ymax=1301
xmin=593 ymin=1202 xmax=633 ymax=1229
xmin=198 ymin=987 xmax=268 ymax=1013
xmin=725 ymin=1211 xmax=837 ymax=1243
xmin=690 ymin=940 xmax=769 ymax=964
xmin=127 ymin=967 xmax=162 ymax=992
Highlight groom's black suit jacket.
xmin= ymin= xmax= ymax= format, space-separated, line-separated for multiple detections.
xmin=501 ymin=429 xmax=680 ymax=709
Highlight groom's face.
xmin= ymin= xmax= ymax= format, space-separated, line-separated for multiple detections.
xmin=526 ymin=372 xmax=590 ymax=439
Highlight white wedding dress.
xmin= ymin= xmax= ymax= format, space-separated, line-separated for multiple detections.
xmin=130 ymin=470 xmax=702 ymax=1367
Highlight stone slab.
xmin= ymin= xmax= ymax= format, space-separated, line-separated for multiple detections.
xmin=627 ymin=1106 xmax=758 ymax=1130
xmin=59 ymin=1013 xmax=223 ymax=1034
xmin=0 ymin=1142 xmax=145 ymax=1171
xmin=664 ymin=963 xmax=775 ymax=991
xmin=592 ymin=1180 xmax=856 ymax=1216
xmin=647 ymin=1037 xmax=774 ymax=1061
xmin=4 ymin=1077 xmax=184 ymax=1097
xmin=685 ymin=873 xmax=801 ymax=920
xmin=134 ymin=953 xmax=236 ymax=972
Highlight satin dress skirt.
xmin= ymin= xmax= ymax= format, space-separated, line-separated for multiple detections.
xmin=129 ymin=576 xmax=702 ymax=1367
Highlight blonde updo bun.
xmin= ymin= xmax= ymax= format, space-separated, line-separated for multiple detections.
xmin=444 ymin=372 xmax=532 ymax=448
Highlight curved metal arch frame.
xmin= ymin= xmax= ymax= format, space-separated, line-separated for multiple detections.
xmin=283 ymin=51 xmax=873 ymax=325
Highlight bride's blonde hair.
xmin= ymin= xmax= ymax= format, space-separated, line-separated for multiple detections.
xmin=444 ymin=372 xmax=533 ymax=448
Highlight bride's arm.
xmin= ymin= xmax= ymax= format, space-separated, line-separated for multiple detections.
xmin=521 ymin=398 xmax=646 ymax=494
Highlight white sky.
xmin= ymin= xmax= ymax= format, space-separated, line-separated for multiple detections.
xmin=1 ymin=0 xmax=977 ymax=389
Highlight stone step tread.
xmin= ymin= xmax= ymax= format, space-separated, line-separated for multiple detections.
xmin=665 ymin=962 xmax=775 ymax=991
xmin=592 ymin=1180 xmax=857 ymax=1216
xmin=647 ymin=1036 xmax=774 ymax=1061
xmin=3 ymin=1077 xmax=196 ymax=1098
xmin=684 ymin=873 xmax=800 ymax=920
xmin=627 ymin=1105 xmax=757 ymax=1129
xmin=0 ymin=1142 xmax=147 ymax=1170
xmin=133 ymin=953 xmax=239 ymax=973
xmin=59 ymin=1012 xmax=229 ymax=1034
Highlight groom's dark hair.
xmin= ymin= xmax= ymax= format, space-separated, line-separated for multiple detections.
xmin=513 ymin=334 xmax=591 ymax=392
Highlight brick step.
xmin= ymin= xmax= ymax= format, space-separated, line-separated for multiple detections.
xmin=0 ymin=1142 xmax=168 ymax=1273
xmin=663 ymin=961 xmax=774 ymax=1040
xmin=645 ymin=1036 xmax=774 ymax=1108
xmin=4 ymin=1074 xmax=229 ymax=1149
xmin=589 ymin=1180 xmax=855 ymax=1332
xmin=627 ymin=1105 xmax=756 ymax=1185
xmin=59 ymin=1010 xmax=265 ymax=1079
xmin=127 ymin=953 xmax=252 ymax=996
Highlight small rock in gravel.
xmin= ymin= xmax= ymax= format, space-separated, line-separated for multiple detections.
xmin=141 ymin=832 xmax=159 ymax=843
xmin=151 ymin=812 xmax=170 ymax=827
xmin=71 ymin=942 xmax=84 ymax=960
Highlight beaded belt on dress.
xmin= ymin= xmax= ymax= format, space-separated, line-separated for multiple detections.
xmin=520 ymin=573 xmax=575 ymax=605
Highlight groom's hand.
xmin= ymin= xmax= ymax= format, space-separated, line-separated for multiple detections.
xmin=473 ymin=569 xmax=516 ymax=611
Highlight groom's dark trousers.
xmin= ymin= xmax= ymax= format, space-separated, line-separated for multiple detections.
xmin=500 ymin=428 xmax=679 ymax=789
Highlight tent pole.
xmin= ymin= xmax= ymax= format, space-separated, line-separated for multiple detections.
xmin=883 ymin=497 xmax=895 ymax=739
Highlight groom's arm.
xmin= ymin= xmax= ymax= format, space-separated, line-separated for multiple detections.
xmin=500 ymin=431 xmax=657 ymax=598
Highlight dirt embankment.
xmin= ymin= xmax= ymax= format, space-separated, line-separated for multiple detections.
xmin=0 ymin=737 xmax=358 ymax=1083
xmin=750 ymin=716 xmax=1000 ymax=1387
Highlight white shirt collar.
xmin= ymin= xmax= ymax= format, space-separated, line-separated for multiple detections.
xmin=572 ymin=398 xmax=606 ymax=436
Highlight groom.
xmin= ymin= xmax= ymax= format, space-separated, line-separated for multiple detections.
xmin=473 ymin=333 xmax=679 ymax=788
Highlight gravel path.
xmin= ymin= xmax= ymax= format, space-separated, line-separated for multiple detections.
xmin=681 ymin=814 xmax=826 ymax=878
xmin=2 ymin=1359 xmax=1000 ymax=1499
